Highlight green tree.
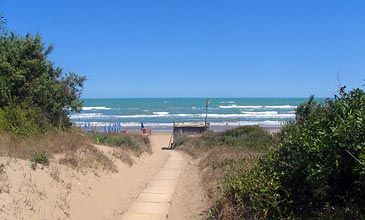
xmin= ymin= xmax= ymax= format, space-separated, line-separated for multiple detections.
xmin=0 ymin=13 xmax=5 ymax=31
xmin=0 ymin=32 xmax=85 ymax=132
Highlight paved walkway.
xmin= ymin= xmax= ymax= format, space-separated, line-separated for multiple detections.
xmin=121 ymin=151 xmax=183 ymax=220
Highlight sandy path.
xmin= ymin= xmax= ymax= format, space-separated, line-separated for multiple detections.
xmin=168 ymin=153 xmax=209 ymax=220
xmin=80 ymin=132 xmax=171 ymax=220
xmin=1 ymin=132 xmax=208 ymax=220
xmin=122 ymin=151 xmax=183 ymax=219
xmin=0 ymin=133 xmax=171 ymax=220
xmin=121 ymin=136 xmax=208 ymax=220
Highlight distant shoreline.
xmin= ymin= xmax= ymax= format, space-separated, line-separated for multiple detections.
xmin=78 ymin=124 xmax=283 ymax=134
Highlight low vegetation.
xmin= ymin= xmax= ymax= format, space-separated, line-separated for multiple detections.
xmin=90 ymin=132 xmax=152 ymax=166
xmin=178 ymin=87 xmax=365 ymax=219
xmin=174 ymin=126 xmax=273 ymax=157
xmin=174 ymin=125 xmax=274 ymax=218
xmin=30 ymin=151 xmax=49 ymax=166
xmin=0 ymin=129 xmax=117 ymax=171
xmin=90 ymin=132 xmax=151 ymax=156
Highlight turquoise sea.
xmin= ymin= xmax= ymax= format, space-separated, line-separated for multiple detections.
xmin=70 ymin=98 xmax=321 ymax=130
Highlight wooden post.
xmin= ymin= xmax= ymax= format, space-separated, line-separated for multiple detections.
xmin=205 ymin=98 xmax=210 ymax=129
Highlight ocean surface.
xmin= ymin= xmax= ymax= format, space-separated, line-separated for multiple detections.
xmin=70 ymin=98 xmax=320 ymax=131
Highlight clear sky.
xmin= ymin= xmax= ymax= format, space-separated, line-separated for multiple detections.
xmin=1 ymin=1 xmax=365 ymax=98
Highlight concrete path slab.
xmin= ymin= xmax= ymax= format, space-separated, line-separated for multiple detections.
xmin=121 ymin=151 xmax=183 ymax=220
xmin=137 ymin=193 xmax=172 ymax=203
xmin=148 ymin=180 xmax=177 ymax=188
xmin=144 ymin=186 xmax=175 ymax=194
xmin=121 ymin=213 xmax=166 ymax=220
xmin=128 ymin=201 xmax=170 ymax=214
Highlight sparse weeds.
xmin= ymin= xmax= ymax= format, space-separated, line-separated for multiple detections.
xmin=112 ymin=149 xmax=134 ymax=166
xmin=49 ymin=165 xmax=62 ymax=183
xmin=0 ymin=162 xmax=9 ymax=194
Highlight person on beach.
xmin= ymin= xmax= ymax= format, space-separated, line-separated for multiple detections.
xmin=141 ymin=122 xmax=144 ymax=130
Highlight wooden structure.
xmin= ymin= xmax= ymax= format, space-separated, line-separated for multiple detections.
xmin=172 ymin=122 xmax=209 ymax=143
xmin=167 ymin=98 xmax=211 ymax=149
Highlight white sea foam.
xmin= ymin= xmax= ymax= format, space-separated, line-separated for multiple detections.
xmin=71 ymin=112 xmax=294 ymax=120
xmin=172 ymin=113 xmax=294 ymax=119
xmin=205 ymin=113 xmax=294 ymax=119
xmin=72 ymin=113 xmax=166 ymax=119
xmin=220 ymin=101 xmax=235 ymax=104
xmin=70 ymin=113 xmax=102 ymax=119
xmin=153 ymin=112 xmax=169 ymax=115
xmin=265 ymin=105 xmax=296 ymax=109
xmin=75 ymin=121 xmax=173 ymax=127
xmin=219 ymin=104 xmax=296 ymax=109
xmin=209 ymin=120 xmax=284 ymax=126
xmin=239 ymin=112 xmax=294 ymax=118
xmin=240 ymin=111 xmax=279 ymax=115
xmin=219 ymin=105 xmax=262 ymax=109
xmin=74 ymin=120 xmax=285 ymax=128
xmin=239 ymin=111 xmax=295 ymax=118
xmin=82 ymin=106 xmax=112 ymax=110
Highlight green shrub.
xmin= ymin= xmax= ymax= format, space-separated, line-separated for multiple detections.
xmin=30 ymin=151 xmax=49 ymax=165
xmin=0 ymin=105 xmax=43 ymax=136
xmin=219 ymin=87 xmax=365 ymax=219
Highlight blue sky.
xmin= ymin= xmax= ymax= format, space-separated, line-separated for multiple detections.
xmin=1 ymin=1 xmax=365 ymax=98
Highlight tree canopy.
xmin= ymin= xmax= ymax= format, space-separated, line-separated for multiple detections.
xmin=0 ymin=31 xmax=85 ymax=134
xmin=0 ymin=13 xmax=5 ymax=31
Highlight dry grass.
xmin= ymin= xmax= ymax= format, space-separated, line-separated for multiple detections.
xmin=176 ymin=128 xmax=269 ymax=188
xmin=0 ymin=128 xmax=116 ymax=172
xmin=174 ymin=126 xmax=274 ymax=215
xmin=0 ymin=128 xmax=153 ymax=172
xmin=0 ymin=161 xmax=10 ymax=194
xmin=90 ymin=132 xmax=152 ymax=166
xmin=112 ymin=149 xmax=134 ymax=166
xmin=90 ymin=132 xmax=152 ymax=156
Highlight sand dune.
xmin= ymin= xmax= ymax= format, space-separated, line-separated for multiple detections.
xmin=0 ymin=132 xmax=208 ymax=220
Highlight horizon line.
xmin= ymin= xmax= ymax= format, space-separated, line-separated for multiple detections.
xmin=80 ymin=97 xmax=326 ymax=99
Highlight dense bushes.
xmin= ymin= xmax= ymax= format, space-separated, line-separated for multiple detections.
xmin=0 ymin=104 xmax=53 ymax=136
xmin=0 ymin=32 xmax=85 ymax=135
xmin=217 ymin=87 xmax=365 ymax=219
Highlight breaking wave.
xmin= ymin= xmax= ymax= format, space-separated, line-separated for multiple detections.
xmin=219 ymin=104 xmax=296 ymax=109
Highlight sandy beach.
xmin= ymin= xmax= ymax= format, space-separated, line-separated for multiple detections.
xmin=0 ymin=132 xmax=208 ymax=220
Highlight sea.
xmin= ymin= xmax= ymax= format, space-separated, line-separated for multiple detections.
xmin=70 ymin=98 xmax=319 ymax=131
